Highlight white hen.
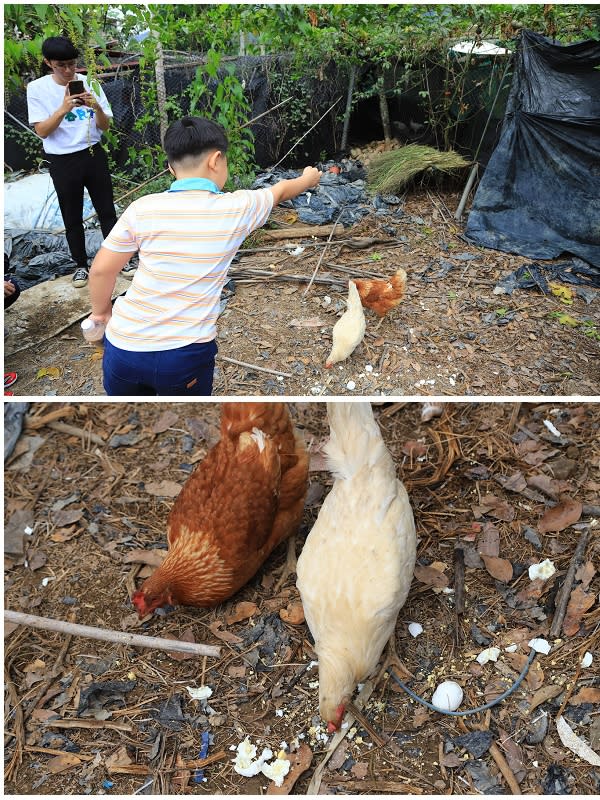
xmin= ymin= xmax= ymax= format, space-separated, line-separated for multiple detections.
xmin=296 ymin=402 xmax=416 ymax=731
xmin=325 ymin=280 xmax=366 ymax=368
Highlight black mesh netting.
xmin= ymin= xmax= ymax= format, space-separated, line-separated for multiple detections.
xmin=5 ymin=53 xmax=351 ymax=172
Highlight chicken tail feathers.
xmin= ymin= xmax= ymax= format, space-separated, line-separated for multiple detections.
xmin=324 ymin=402 xmax=391 ymax=480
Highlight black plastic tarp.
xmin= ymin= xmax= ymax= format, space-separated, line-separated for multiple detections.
xmin=465 ymin=30 xmax=600 ymax=267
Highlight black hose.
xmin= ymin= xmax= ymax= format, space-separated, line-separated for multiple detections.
xmin=387 ymin=647 xmax=537 ymax=716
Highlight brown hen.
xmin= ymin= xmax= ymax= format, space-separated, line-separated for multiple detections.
xmin=132 ymin=403 xmax=309 ymax=616
xmin=354 ymin=267 xmax=407 ymax=318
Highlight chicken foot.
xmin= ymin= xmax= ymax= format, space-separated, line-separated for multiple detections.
xmin=380 ymin=632 xmax=414 ymax=681
xmin=273 ymin=534 xmax=298 ymax=593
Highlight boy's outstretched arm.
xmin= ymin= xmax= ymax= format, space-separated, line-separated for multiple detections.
xmin=269 ymin=166 xmax=322 ymax=205
xmin=88 ymin=247 xmax=136 ymax=323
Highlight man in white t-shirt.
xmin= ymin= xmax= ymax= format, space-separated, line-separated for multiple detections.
xmin=27 ymin=36 xmax=134 ymax=288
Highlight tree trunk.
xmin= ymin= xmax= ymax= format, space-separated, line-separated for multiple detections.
xmin=378 ymin=66 xmax=392 ymax=142
xmin=154 ymin=35 xmax=168 ymax=144
xmin=340 ymin=63 xmax=357 ymax=153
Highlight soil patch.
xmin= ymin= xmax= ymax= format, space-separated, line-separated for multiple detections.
xmin=5 ymin=189 xmax=599 ymax=397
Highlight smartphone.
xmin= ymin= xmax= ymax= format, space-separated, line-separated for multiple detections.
xmin=68 ymin=79 xmax=85 ymax=96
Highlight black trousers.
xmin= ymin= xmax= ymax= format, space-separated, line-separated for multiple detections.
xmin=46 ymin=143 xmax=117 ymax=268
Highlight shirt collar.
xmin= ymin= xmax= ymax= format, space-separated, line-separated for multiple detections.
xmin=167 ymin=177 xmax=223 ymax=193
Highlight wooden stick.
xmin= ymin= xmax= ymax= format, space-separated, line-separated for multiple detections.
xmin=219 ymin=356 xmax=292 ymax=378
xmin=25 ymin=407 xmax=76 ymax=429
xmin=46 ymin=421 xmax=105 ymax=446
xmin=263 ymin=223 xmax=344 ymax=240
xmin=489 ymin=741 xmax=521 ymax=794
xmin=303 ymin=206 xmax=348 ymax=297
xmin=4 ymin=610 xmax=220 ymax=658
xmin=454 ymin=545 xmax=465 ymax=647
xmin=549 ymin=529 xmax=589 ymax=639
xmin=306 ymin=680 xmax=375 ymax=795
xmin=47 ymin=718 xmax=133 ymax=732
xmin=24 ymin=745 xmax=96 ymax=762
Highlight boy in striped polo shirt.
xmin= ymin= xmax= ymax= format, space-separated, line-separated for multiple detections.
xmin=87 ymin=116 xmax=321 ymax=395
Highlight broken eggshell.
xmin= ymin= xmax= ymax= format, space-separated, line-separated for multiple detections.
xmin=408 ymin=622 xmax=423 ymax=638
xmin=431 ymin=680 xmax=463 ymax=712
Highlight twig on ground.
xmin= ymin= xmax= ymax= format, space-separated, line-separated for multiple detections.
xmin=5 ymin=610 xmax=221 ymax=657
xmin=219 ymin=356 xmax=292 ymax=378
xmin=454 ymin=546 xmax=465 ymax=646
xmin=489 ymin=741 xmax=522 ymax=794
xmin=549 ymin=529 xmax=589 ymax=639
xmin=45 ymin=421 xmax=105 ymax=446
xmin=303 ymin=205 xmax=348 ymax=298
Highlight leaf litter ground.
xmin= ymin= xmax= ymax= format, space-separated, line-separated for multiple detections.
xmin=4 ymin=401 xmax=600 ymax=794
xmin=4 ymin=182 xmax=599 ymax=397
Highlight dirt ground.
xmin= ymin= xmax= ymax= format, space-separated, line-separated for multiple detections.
xmin=4 ymin=400 xmax=600 ymax=795
xmin=4 ymin=187 xmax=599 ymax=398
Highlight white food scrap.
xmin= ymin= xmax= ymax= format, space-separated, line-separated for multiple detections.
xmin=528 ymin=637 xmax=551 ymax=655
xmin=476 ymin=646 xmax=501 ymax=665
xmin=186 ymin=685 xmax=213 ymax=701
xmin=528 ymin=559 xmax=556 ymax=581
xmin=408 ymin=622 xmax=424 ymax=637
xmin=581 ymin=651 xmax=593 ymax=668
xmin=233 ymin=738 xmax=273 ymax=777
xmin=261 ymin=757 xmax=290 ymax=787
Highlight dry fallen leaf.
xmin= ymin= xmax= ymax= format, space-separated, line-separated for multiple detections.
xmin=225 ymin=601 xmax=258 ymax=625
xmin=562 ymin=586 xmax=596 ymax=636
xmin=47 ymin=753 xmax=82 ymax=773
xmin=208 ymin=620 xmax=243 ymax=645
xmin=575 ymin=560 xmax=596 ymax=589
xmin=472 ymin=494 xmax=515 ymax=522
xmin=538 ymin=496 xmax=582 ymax=533
xmin=163 ymin=629 xmax=197 ymax=661
xmin=556 ymin=715 xmax=600 ymax=766
xmin=476 ymin=523 xmax=500 ymax=557
xmin=123 ymin=549 xmax=167 ymax=568
xmin=481 ymin=555 xmax=513 ymax=583
xmin=152 ymin=410 xmax=179 ymax=434
xmin=528 ymin=684 xmax=564 ymax=713
xmin=280 ymin=602 xmax=305 ymax=625
xmin=570 ymin=688 xmax=600 ymax=706
xmin=144 ymin=480 xmax=183 ymax=498
xmin=414 ymin=564 xmax=449 ymax=588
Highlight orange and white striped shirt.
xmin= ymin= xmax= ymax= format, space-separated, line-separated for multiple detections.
xmin=103 ymin=183 xmax=273 ymax=351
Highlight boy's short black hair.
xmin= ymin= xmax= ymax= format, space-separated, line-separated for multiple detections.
xmin=42 ymin=36 xmax=79 ymax=61
xmin=163 ymin=116 xmax=228 ymax=165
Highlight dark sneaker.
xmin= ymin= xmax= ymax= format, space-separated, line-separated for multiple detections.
xmin=72 ymin=267 xmax=89 ymax=288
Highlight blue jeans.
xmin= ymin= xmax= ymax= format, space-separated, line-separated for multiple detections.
xmin=103 ymin=338 xmax=217 ymax=396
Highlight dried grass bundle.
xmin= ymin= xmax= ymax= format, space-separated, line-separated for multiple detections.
xmin=367 ymin=144 xmax=471 ymax=194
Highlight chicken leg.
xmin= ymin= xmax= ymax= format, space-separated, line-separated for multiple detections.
xmin=273 ymin=534 xmax=298 ymax=593
xmin=379 ymin=632 xmax=414 ymax=682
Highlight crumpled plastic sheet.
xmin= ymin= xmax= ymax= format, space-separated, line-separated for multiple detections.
xmin=496 ymin=258 xmax=600 ymax=302
xmin=252 ymin=160 xmax=404 ymax=226
xmin=5 ymin=228 xmax=106 ymax=289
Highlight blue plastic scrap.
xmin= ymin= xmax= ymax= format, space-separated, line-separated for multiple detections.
xmin=194 ymin=730 xmax=211 ymax=784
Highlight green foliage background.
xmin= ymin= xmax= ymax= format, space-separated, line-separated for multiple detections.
xmin=4 ymin=3 xmax=599 ymax=194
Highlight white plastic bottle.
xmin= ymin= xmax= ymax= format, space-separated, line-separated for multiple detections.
xmin=81 ymin=318 xmax=106 ymax=342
